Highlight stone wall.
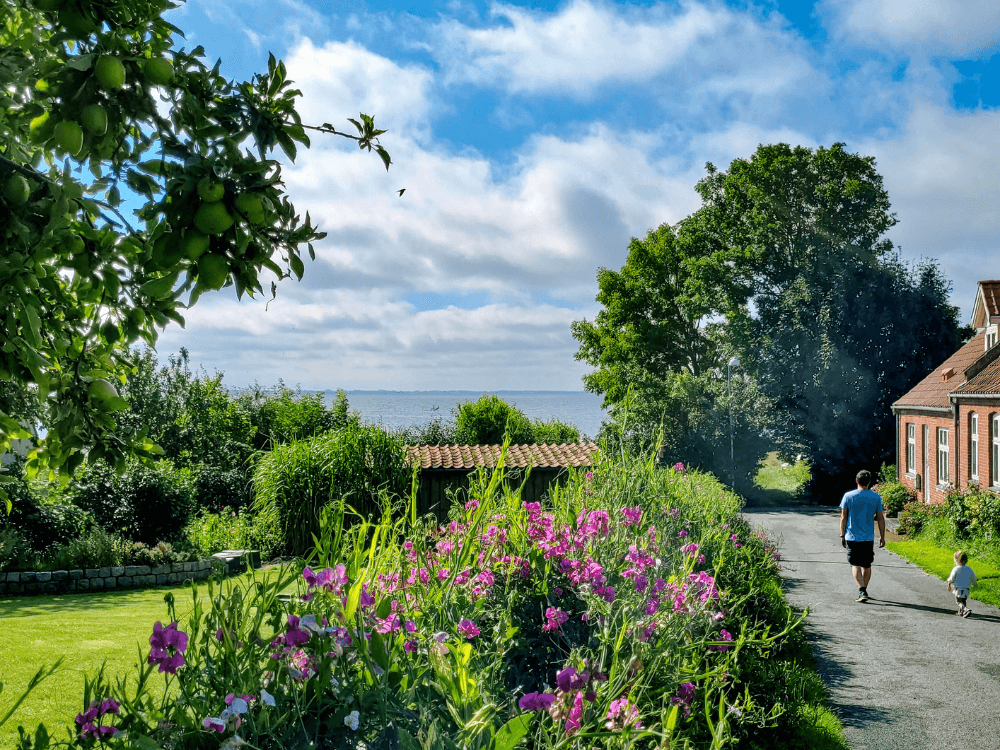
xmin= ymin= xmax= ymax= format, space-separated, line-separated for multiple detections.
xmin=0 ymin=559 xmax=222 ymax=597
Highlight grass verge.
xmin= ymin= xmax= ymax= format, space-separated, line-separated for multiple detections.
xmin=886 ymin=539 xmax=1000 ymax=608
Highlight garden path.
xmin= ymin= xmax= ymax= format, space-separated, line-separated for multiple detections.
xmin=747 ymin=507 xmax=1000 ymax=750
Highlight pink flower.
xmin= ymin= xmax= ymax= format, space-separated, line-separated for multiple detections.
xmin=556 ymin=667 xmax=589 ymax=693
xmin=670 ymin=681 xmax=696 ymax=717
xmin=674 ymin=462 xmax=684 ymax=472
xmin=519 ymin=692 xmax=557 ymax=711
xmin=542 ymin=607 xmax=569 ymax=632
xmin=565 ymin=691 xmax=585 ymax=735
xmin=678 ymin=529 xmax=688 ymax=538
xmin=710 ymin=629 xmax=733 ymax=651
xmin=404 ymin=640 xmax=418 ymax=653
xmin=606 ymin=697 xmax=642 ymax=731
xmin=457 ymin=619 xmax=480 ymax=639
xmin=620 ymin=506 xmax=643 ymax=526
xmin=682 ymin=543 xmax=699 ymax=558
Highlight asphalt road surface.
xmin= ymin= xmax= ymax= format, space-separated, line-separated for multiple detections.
xmin=747 ymin=507 xmax=1000 ymax=750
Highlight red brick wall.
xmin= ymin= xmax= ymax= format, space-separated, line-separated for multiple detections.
xmin=896 ymin=411 xmax=956 ymax=504
xmin=956 ymin=401 xmax=1000 ymax=492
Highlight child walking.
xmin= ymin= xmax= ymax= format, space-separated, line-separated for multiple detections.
xmin=947 ymin=550 xmax=977 ymax=618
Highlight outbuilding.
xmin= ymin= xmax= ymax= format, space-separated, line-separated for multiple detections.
xmin=891 ymin=280 xmax=1000 ymax=503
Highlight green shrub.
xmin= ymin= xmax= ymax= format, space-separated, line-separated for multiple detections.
xmin=530 ymin=418 xmax=581 ymax=443
xmin=48 ymin=527 xmax=120 ymax=570
xmin=944 ymin=485 xmax=1000 ymax=541
xmin=0 ymin=456 xmax=92 ymax=554
xmin=184 ymin=509 xmax=281 ymax=561
xmin=190 ymin=463 xmax=253 ymax=512
xmin=453 ymin=394 xmax=534 ymax=444
xmin=878 ymin=462 xmax=898 ymax=484
xmin=238 ymin=385 xmax=356 ymax=450
xmin=395 ymin=417 xmax=456 ymax=446
xmin=0 ymin=527 xmax=37 ymax=572
xmin=898 ymin=500 xmax=945 ymax=536
xmin=874 ymin=481 xmax=916 ymax=516
xmin=64 ymin=459 xmax=196 ymax=545
xmin=114 ymin=540 xmax=196 ymax=567
xmin=252 ymin=424 xmax=409 ymax=556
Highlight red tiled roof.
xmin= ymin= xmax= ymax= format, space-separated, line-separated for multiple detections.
xmin=981 ymin=281 xmax=1000 ymax=318
xmin=950 ymin=352 xmax=1000 ymax=396
xmin=893 ymin=331 xmax=986 ymax=409
xmin=406 ymin=443 xmax=600 ymax=470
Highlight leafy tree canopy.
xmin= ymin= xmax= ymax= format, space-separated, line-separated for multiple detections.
xmin=576 ymin=143 xmax=966 ymax=495
xmin=0 ymin=0 xmax=389 ymax=505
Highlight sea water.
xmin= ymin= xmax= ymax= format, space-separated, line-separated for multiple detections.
xmin=325 ymin=390 xmax=607 ymax=440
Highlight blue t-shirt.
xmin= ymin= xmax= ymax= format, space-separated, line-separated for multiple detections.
xmin=840 ymin=489 xmax=884 ymax=542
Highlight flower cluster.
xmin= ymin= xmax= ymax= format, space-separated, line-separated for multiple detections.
xmin=75 ymin=698 xmax=119 ymax=740
xmin=148 ymin=621 xmax=187 ymax=674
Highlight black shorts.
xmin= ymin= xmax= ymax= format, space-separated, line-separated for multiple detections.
xmin=846 ymin=540 xmax=875 ymax=568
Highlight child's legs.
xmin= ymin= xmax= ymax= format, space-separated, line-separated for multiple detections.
xmin=958 ymin=596 xmax=968 ymax=610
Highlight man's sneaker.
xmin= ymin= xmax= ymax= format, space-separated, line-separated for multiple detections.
xmin=856 ymin=592 xmax=869 ymax=603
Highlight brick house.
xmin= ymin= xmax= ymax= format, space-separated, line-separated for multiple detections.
xmin=891 ymin=280 xmax=1000 ymax=503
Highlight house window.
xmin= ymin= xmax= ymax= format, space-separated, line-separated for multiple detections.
xmin=993 ymin=415 xmax=1000 ymax=487
xmin=988 ymin=330 xmax=999 ymax=350
xmin=971 ymin=413 xmax=979 ymax=481
xmin=937 ymin=428 xmax=949 ymax=485
xmin=907 ymin=423 xmax=916 ymax=474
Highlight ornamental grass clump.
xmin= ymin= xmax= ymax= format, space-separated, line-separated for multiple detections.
xmin=9 ymin=448 xmax=830 ymax=749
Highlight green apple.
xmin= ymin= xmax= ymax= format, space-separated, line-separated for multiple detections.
xmin=150 ymin=235 xmax=184 ymax=269
xmin=88 ymin=378 xmax=119 ymax=401
xmin=197 ymin=176 xmax=224 ymax=203
xmin=194 ymin=202 xmax=234 ymax=235
xmin=3 ymin=175 xmax=31 ymax=206
xmin=100 ymin=321 xmax=121 ymax=344
xmin=181 ymin=230 xmax=210 ymax=259
xmin=234 ymin=192 xmax=265 ymax=224
xmin=53 ymin=120 xmax=84 ymax=155
xmin=144 ymin=58 xmax=174 ymax=86
xmin=81 ymin=103 xmax=108 ymax=135
xmin=29 ymin=111 xmax=52 ymax=142
xmin=197 ymin=253 xmax=229 ymax=290
xmin=94 ymin=56 xmax=126 ymax=91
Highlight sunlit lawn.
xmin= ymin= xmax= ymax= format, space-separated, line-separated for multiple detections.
xmin=0 ymin=570 xmax=294 ymax=744
xmin=746 ymin=451 xmax=812 ymax=505
xmin=886 ymin=539 xmax=1000 ymax=609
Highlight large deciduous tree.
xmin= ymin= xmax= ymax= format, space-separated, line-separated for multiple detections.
xmin=694 ymin=143 xmax=966 ymax=498
xmin=575 ymin=143 xmax=966 ymax=497
xmin=0 ymin=0 xmax=389 ymax=504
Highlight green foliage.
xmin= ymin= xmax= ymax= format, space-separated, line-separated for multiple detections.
xmin=114 ymin=539 xmax=195 ymax=567
xmin=878 ymin=462 xmax=898 ymax=484
xmin=944 ymin=486 xmax=1000 ymax=541
xmin=48 ymin=526 xmax=118 ymax=570
xmin=0 ymin=2 xmax=389 ymax=494
xmin=0 ymin=458 xmax=92 ymax=554
xmin=252 ymin=424 xmax=409 ymax=555
xmin=454 ymin=394 xmax=534 ymax=445
xmin=529 ymin=418 xmax=580 ymax=444
xmin=395 ymin=417 xmax=457 ymax=446
xmin=873 ymin=481 xmax=915 ymax=516
xmin=184 ymin=509 xmax=281 ymax=561
xmin=575 ymin=143 xmax=966 ymax=498
xmin=898 ymin=500 xmax=945 ymax=536
xmin=237 ymin=384 xmax=356 ymax=450
xmin=63 ymin=458 xmax=195 ymax=545
xmin=0 ymin=526 xmax=36 ymax=572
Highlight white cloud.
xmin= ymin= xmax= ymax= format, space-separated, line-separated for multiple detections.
xmin=822 ymin=0 xmax=1000 ymax=58
xmin=862 ymin=103 xmax=1000 ymax=320
xmin=435 ymin=0 xmax=816 ymax=98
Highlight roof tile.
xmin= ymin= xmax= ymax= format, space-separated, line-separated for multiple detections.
xmin=405 ymin=443 xmax=600 ymax=470
xmin=893 ymin=331 xmax=986 ymax=409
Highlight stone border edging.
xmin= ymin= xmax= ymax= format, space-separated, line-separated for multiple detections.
xmin=0 ymin=551 xmax=260 ymax=597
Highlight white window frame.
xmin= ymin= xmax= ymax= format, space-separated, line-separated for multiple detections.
xmin=988 ymin=329 xmax=998 ymax=350
xmin=971 ymin=413 xmax=979 ymax=481
xmin=906 ymin=423 xmax=916 ymax=475
xmin=937 ymin=427 xmax=949 ymax=485
xmin=993 ymin=415 xmax=1000 ymax=487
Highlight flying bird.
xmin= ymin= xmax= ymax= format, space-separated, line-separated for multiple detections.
xmin=397 ymin=188 xmax=406 ymax=197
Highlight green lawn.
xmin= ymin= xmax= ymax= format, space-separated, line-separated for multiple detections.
xmin=886 ymin=539 xmax=1000 ymax=608
xmin=0 ymin=571 xmax=294 ymax=744
xmin=0 ymin=585 xmax=193 ymax=744
xmin=747 ymin=452 xmax=812 ymax=505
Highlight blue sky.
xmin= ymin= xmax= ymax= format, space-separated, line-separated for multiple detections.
xmin=157 ymin=0 xmax=1000 ymax=390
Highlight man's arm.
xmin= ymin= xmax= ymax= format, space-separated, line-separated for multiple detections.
xmin=876 ymin=510 xmax=886 ymax=548
xmin=840 ymin=508 xmax=848 ymax=547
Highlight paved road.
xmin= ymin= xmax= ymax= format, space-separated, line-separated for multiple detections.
xmin=747 ymin=507 xmax=1000 ymax=750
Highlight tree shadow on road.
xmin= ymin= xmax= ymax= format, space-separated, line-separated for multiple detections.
xmin=865 ymin=598 xmax=1000 ymax=623
xmin=808 ymin=634 xmax=893 ymax=729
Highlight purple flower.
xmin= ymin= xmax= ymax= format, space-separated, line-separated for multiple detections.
xmin=678 ymin=529 xmax=688 ymax=538
xmin=710 ymin=629 xmax=733 ymax=651
xmin=670 ymin=681 xmax=696 ymax=716
xmin=202 ymin=716 xmax=227 ymax=733
xmin=674 ymin=462 xmax=684 ymax=472
xmin=148 ymin=621 xmax=188 ymax=674
xmin=404 ymin=640 xmax=418 ymax=653
xmin=457 ymin=619 xmax=480 ymax=639
xmin=519 ymin=692 xmax=557 ymax=711
xmin=620 ymin=506 xmax=642 ymax=526
xmin=556 ymin=667 xmax=590 ymax=693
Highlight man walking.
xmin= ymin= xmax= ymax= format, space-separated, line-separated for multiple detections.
xmin=840 ymin=469 xmax=886 ymax=602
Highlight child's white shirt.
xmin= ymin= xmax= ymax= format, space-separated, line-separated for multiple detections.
xmin=948 ymin=564 xmax=977 ymax=589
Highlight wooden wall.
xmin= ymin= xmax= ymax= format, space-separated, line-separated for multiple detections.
xmin=415 ymin=467 xmax=570 ymax=519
